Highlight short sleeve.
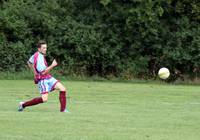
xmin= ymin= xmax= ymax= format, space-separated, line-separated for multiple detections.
xmin=29 ymin=55 xmax=34 ymax=64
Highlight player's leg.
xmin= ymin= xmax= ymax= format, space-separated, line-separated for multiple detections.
xmin=54 ymin=82 xmax=67 ymax=112
xmin=18 ymin=80 xmax=49 ymax=112
xmin=22 ymin=93 xmax=48 ymax=107
xmin=54 ymin=82 xmax=66 ymax=91
xmin=18 ymin=94 xmax=48 ymax=112
xmin=41 ymin=93 xmax=48 ymax=102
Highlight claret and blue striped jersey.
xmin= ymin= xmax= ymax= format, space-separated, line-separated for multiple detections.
xmin=29 ymin=52 xmax=47 ymax=73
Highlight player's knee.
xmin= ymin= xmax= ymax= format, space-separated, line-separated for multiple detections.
xmin=42 ymin=98 xmax=48 ymax=103
xmin=60 ymin=86 xmax=66 ymax=92
xmin=42 ymin=95 xmax=48 ymax=102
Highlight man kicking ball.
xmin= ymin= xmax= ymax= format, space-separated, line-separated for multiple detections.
xmin=18 ymin=40 xmax=69 ymax=112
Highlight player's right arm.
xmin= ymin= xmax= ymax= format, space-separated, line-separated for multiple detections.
xmin=27 ymin=61 xmax=34 ymax=72
xmin=27 ymin=55 xmax=35 ymax=74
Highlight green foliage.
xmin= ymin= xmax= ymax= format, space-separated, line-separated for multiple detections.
xmin=100 ymin=0 xmax=111 ymax=6
xmin=0 ymin=0 xmax=199 ymax=79
xmin=0 ymin=41 xmax=28 ymax=71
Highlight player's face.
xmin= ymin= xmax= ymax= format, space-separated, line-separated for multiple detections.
xmin=38 ymin=44 xmax=47 ymax=55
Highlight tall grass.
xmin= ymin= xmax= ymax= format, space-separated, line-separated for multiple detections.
xmin=0 ymin=70 xmax=200 ymax=85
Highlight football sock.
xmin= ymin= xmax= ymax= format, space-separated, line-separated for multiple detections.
xmin=22 ymin=97 xmax=43 ymax=108
xmin=59 ymin=91 xmax=66 ymax=112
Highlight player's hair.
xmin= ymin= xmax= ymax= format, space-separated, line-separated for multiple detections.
xmin=37 ymin=40 xmax=46 ymax=48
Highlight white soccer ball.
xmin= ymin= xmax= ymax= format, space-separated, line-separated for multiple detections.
xmin=158 ymin=67 xmax=170 ymax=79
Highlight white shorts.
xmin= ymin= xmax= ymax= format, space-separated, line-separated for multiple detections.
xmin=37 ymin=77 xmax=59 ymax=94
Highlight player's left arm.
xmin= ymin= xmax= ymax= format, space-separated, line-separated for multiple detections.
xmin=42 ymin=59 xmax=57 ymax=75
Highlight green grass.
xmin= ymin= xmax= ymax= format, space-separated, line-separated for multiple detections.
xmin=0 ymin=80 xmax=200 ymax=140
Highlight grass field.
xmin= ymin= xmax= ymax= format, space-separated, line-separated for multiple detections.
xmin=0 ymin=80 xmax=200 ymax=140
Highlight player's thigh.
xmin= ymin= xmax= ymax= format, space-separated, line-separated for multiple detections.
xmin=38 ymin=79 xmax=50 ymax=94
xmin=54 ymin=82 xmax=66 ymax=91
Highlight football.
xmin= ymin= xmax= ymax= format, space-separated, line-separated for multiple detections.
xmin=158 ymin=67 xmax=170 ymax=79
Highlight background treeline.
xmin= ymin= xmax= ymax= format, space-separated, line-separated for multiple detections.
xmin=0 ymin=0 xmax=200 ymax=80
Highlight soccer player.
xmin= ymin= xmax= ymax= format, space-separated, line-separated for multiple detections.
xmin=18 ymin=40 xmax=68 ymax=112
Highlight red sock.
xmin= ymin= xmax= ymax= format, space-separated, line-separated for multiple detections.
xmin=22 ymin=97 xmax=43 ymax=108
xmin=59 ymin=91 xmax=66 ymax=112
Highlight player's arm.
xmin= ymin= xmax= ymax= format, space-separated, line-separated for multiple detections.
xmin=27 ymin=55 xmax=35 ymax=73
xmin=42 ymin=59 xmax=57 ymax=75
xmin=27 ymin=61 xmax=35 ymax=73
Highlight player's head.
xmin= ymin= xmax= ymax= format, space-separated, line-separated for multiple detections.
xmin=37 ymin=40 xmax=47 ymax=55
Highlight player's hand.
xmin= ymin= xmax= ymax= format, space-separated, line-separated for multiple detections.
xmin=51 ymin=59 xmax=58 ymax=67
